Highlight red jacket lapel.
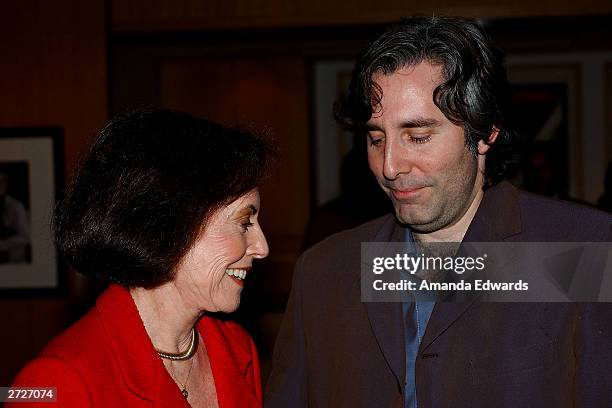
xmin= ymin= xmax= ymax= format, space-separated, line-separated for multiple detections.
xmin=96 ymin=285 xmax=190 ymax=407
xmin=199 ymin=316 xmax=261 ymax=407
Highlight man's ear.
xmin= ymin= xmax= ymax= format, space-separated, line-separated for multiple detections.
xmin=477 ymin=126 xmax=500 ymax=155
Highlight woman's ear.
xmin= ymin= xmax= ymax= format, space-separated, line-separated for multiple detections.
xmin=478 ymin=126 xmax=500 ymax=155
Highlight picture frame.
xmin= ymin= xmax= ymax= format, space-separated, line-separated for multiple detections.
xmin=506 ymin=63 xmax=582 ymax=199
xmin=0 ymin=127 xmax=64 ymax=296
xmin=313 ymin=60 xmax=355 ymax=206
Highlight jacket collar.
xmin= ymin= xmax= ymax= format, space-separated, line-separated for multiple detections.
xmin=198 ymin=316 xmax=258 ymax=407
xmin=421 ymin=181 xmax=523 ymax=350
xmin=463 ymin=181 xmax=522 ymax=243
xmin=95 ymin=284 xmax=188 ymax=406
xmin=95 ymin=285 xmax=257 ymax=407
xmin=363 ymin=214 xmax=408 ymax=390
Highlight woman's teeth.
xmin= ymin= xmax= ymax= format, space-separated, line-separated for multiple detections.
xmin=225 ymin=268 xmax=247 ymax=280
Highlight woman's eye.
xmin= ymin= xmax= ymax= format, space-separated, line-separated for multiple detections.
xmin=241 ymin=222 xmax=254 ymax=232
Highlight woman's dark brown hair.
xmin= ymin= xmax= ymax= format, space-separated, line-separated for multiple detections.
xmin=54 ymin=108 xmax=273 ymax=288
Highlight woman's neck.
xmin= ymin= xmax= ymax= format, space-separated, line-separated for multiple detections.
xmin=130 ymin=283 xmax=200 ymax=353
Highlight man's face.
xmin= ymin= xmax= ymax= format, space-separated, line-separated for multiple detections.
xmin=366 ymin=62 xmax=487 ymax=233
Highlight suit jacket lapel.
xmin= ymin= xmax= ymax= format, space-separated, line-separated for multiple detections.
xmin=420 ymin=182 xmax=523 ymax=350
xmin=200 ymin=317 xmax=259 ymax=408
xmin=363 ymin=215 xmax=407 ymax=387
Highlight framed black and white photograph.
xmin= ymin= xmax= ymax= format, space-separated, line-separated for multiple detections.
xmin=0 ymin=127 xmax=64 ymax=295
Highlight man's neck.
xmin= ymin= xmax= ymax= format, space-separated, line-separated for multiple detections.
xmin=413 ymin=187 xmax=484 ymax=244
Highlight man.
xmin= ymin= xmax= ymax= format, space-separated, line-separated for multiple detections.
xmin=265 ymin=17 xmax=612 ymax=408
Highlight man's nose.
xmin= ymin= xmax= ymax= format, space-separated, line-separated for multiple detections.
xmin=382 ymin=136 xmax=412 ymax=180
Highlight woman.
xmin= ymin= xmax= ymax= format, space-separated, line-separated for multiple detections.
xmin=10 ymin=108 xmax=272 ymax=407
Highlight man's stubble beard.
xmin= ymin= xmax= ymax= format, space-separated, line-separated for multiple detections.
xmin=391 ymin=161 xmax=481 ymax=234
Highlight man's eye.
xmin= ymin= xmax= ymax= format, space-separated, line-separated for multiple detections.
xmin=241 ymin=222 xmax=254 ymax=232
xmin=410 ymin=135 xmax=431 ymax=144
xmin=368 ymin=135 xmax=384 ymax=147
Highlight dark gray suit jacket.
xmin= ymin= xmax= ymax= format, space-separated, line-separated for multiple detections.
xmin=265 ymin=182 xmax=612 ymax=407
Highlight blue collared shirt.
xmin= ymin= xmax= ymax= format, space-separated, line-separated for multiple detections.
xmin=402 ymin=229 xmax=435 ymax=408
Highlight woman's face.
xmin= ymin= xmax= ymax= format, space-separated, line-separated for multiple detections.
xmin=173 ymin=188 xmax=269 ymax=313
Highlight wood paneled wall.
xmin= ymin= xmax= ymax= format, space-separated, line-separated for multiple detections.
xmin=111 ymin=0 xmax=612 ymax=32
xmin=0 ymin=0 xmax=107 ymax=385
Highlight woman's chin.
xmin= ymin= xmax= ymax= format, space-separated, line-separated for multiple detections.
xmin=213 ymin=292 xmax=242 ymax=314
xmin=218 ymin=300 xmax=241 ymax=314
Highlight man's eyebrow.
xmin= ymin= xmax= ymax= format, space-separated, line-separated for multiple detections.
xmin=364 ymin=123 xmax=383 ymax=132
xmin=400 ymin=118 xmax=442 ymax=128
xmin=364 ymin=118 xmax=442 ymax=132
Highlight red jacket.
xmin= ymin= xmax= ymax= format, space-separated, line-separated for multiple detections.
xmin=10 ymin=284 xmax=262 ymax=407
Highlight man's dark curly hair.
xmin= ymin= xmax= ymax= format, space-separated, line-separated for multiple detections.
xmin=54 ymin=108 xmax=273 ymax=288
xmin=334 ymin=16 xmax=522 ymax=186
